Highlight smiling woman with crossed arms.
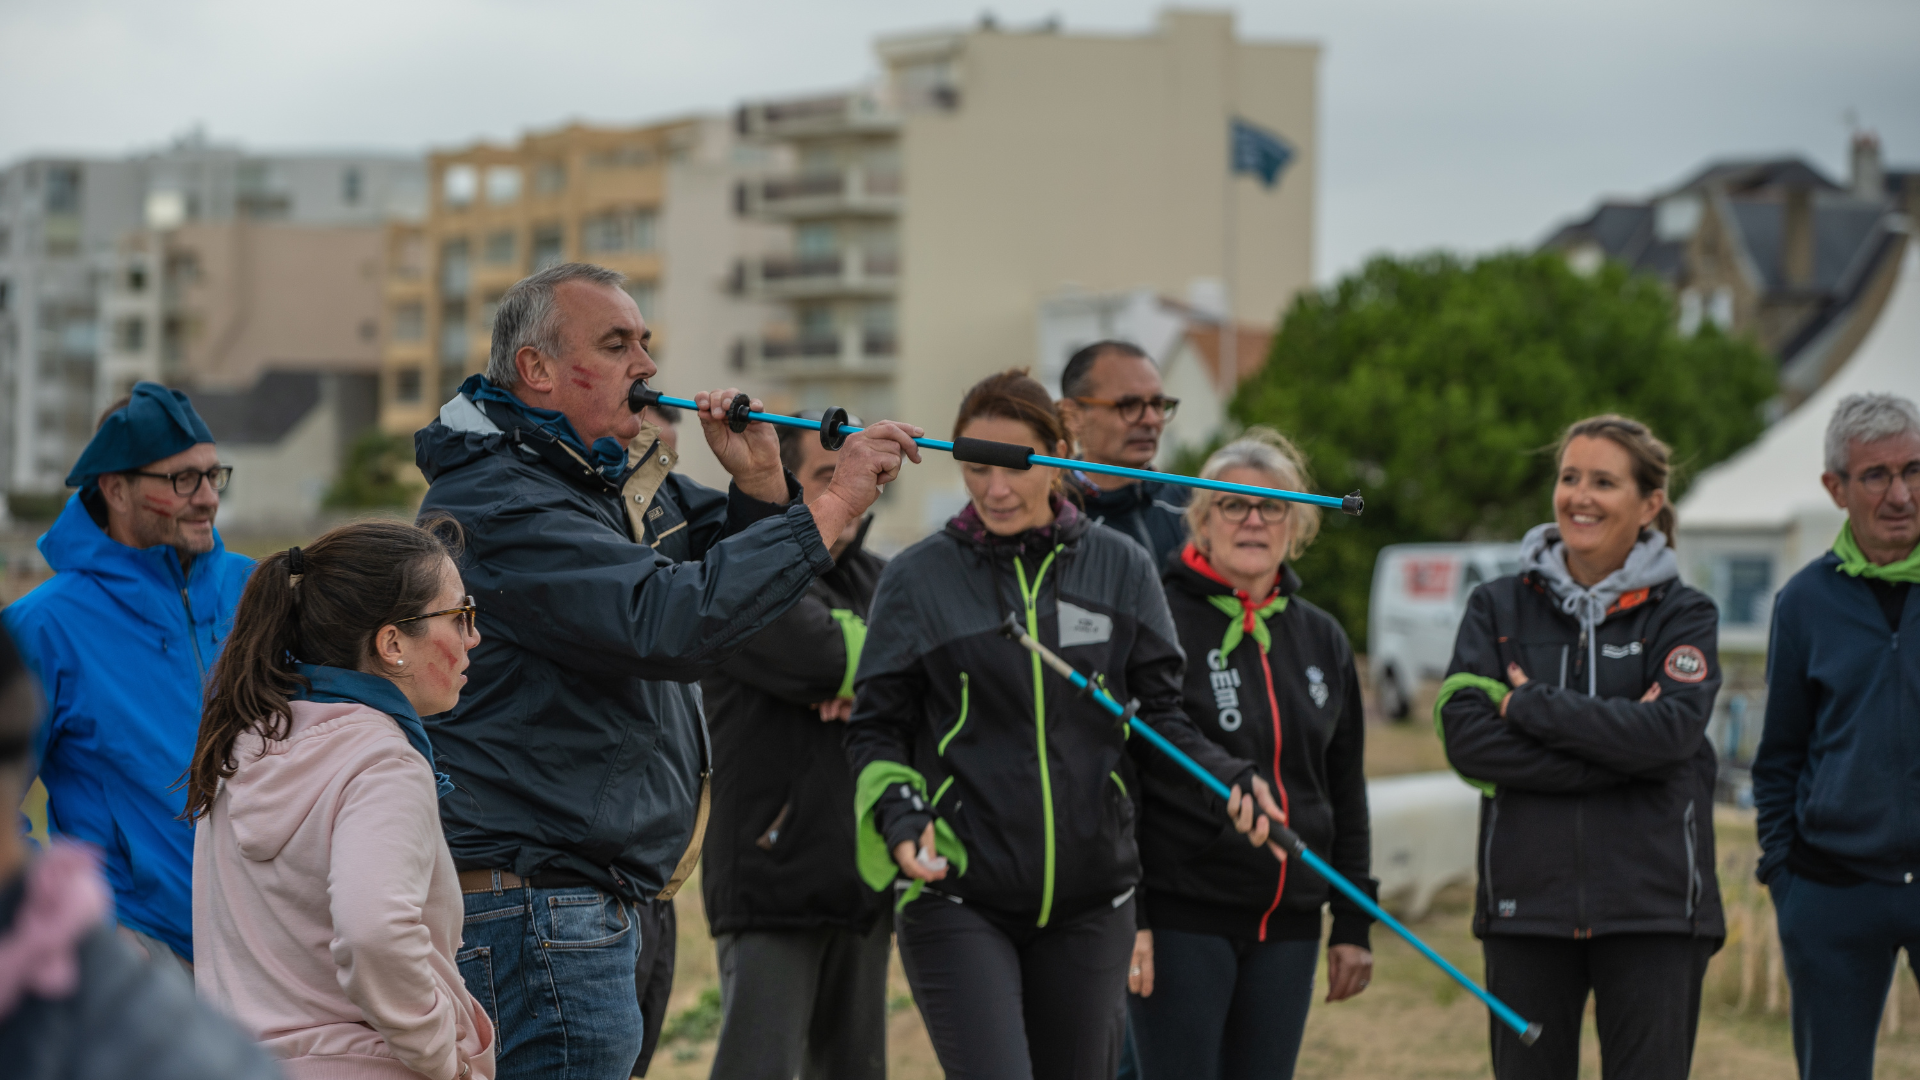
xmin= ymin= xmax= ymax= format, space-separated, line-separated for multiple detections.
xmin=1438 ymin=414 xmax=1725 ymax=1080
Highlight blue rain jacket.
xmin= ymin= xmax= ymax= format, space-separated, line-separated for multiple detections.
xmin=3 ymin=494 xmax=254 ymax=961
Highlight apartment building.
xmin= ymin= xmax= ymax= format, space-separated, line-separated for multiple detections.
xmin=380 ymin=117 xmax=777 ymax=491
xmin=737 ymin=10 xmax=1319 ymax=547
xmin=0 ymin=136 xmax=422 ymax=508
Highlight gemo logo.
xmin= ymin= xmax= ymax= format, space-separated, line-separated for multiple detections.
xmin=1206 ymin=649 xmax=1244 ymax=731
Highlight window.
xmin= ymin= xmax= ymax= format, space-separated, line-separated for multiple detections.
xmin=0 ymin=227 xmax=9 ymax=256
xmin=395 ymin=366 xmax=423 ymax=404
xmin=796 ymin=223 xmax=836 ymax=259
xmin=0 ymin=280 xmax=10 ymax=312
xmin=342 ymin=167 xmax=363 ymax=205
xmin=442 ymin=164 xmax=478 ymax=207
xmin=531 ymin=224 xmax=564 ymax=271
xmin=581 ymin=208 xmax=657 ymax=254
xmin=534 ymin=160 xmax=567 ymax=196
xmin=114 ymin=317 xmax=145 ymax=353
xmin=358 ymin=318 xmax=377 ymax=342
xmin=439 ymin=299 xmax=468 ymax=362
xmin=481 ymin=292 xmax=504 ymax=334
xmin=439 ymin=238 xmax=470 ymax=294
xmin=45 ymin=165 xmax=81 ymax=215
xmin=588 ymin=145 xmax=655 ymax=169
xmin=485 ymin=166 xmax=523 ymax=205
xmin=625 ymin=282 xmax=656 ymax=321
xmin=126 ymin=264 xmax=146 ymax=292
xmin=1708 ymin=554 xmax=1774 ymax=627
xmin=392 ymin=302 xmax=425 ymax=342
xmin=485 ymin=230 xmax=516 ymax=264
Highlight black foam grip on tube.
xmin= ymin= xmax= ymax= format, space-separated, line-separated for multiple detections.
xmin=819 ymin=406 xmax=850 ymax=451
xmin=627 ymin=380 xmax=661 ymax=413
xmin=951 ymin=437 xmax=1034 ymax=470
xmin=1342 ymin=491 xmax=1365 ymax=517
xmin=726 ymin=393 xmax=753 ymax=433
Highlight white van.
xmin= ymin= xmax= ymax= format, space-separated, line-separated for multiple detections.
xmin=1368 ymin=542 xmax=1522 ymax=720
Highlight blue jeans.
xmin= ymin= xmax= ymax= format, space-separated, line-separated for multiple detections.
xmin=1128 ymin=928 xmax=1319 ymax=1080
xmin=1772 ymin=870 xmax=1920 ymax=1080
xmin=458 ymin=883 xmax=645 ymax=1080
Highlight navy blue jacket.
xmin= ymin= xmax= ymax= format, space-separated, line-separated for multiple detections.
xmin=415 ymin=390 xmax=832 ymax=901
xmin=1753 ymin=552 xmax=1920 ymax=886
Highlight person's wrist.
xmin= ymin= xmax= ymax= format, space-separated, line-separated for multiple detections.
xmin=734 ymin=463 xmax=788 ymax=504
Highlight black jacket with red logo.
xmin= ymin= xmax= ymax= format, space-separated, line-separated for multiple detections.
xmin=1439 ymin=571 xmax=1726 ymax=940
xmin=1138 ymin=550 xmax=1375 ymax=947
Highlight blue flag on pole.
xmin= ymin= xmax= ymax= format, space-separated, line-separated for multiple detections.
xmin=1230 ymin=117 xmax=1293 ymax=188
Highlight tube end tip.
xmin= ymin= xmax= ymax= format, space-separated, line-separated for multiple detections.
xmin=1520 ymin=1023 xmax=1544 ymax=1046
xmin=999 ymin=611 xmax=1024 ymax=641
xmin=1341 ymin=491 xmax=1365 ymax=517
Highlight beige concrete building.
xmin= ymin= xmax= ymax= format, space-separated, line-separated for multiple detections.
xmin=381 ymin=119 xmax=776 ymax=489
xmin=739 ymin=10 xmax=1318 ymax=548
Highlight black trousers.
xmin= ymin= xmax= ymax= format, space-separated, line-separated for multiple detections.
xmin=897 ymin=893 xmax=1136 ymax=1080
xmin=630 ymin=898 xmax=676 ymax=1077
xmin=709 ymin=920 xmax=891 ymax=1080
xmin=1483 ymin=933 xmax=1717 ymax=1080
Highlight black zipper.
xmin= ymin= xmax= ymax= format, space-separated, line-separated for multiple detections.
xmin=1574 ymin=800 xmax=1588 ymax=936
xmin=180 ymin=587 xmax=207 ymax=681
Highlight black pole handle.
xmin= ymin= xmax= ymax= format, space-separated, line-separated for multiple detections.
xmin=820 ymin=406 xmax=851 ymax=451
xmin=726 ymin=393 xmax=753 ymax=433
xmin=952 ymin=437 xmax=1034 ymax=470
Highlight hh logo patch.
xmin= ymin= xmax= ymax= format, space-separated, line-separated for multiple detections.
xmin=1664 ymin=645 xmax=1708 ymax=683
xmin=1056 ymin=601 xmax=1113 ymax=648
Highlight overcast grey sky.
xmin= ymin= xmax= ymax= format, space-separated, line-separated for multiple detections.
xmin=2 ymin=0 xmax=1914 ymax=282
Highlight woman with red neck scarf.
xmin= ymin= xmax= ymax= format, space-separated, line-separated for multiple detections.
xmin=1130 ymin=428 xmax=1376 ymax=1080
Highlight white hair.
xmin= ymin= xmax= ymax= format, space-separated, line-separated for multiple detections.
xmin=1825 ymin=393 xmax=1920 ymax=475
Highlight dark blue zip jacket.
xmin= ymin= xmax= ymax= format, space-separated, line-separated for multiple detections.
xmin=1753 ymin=552 xmax=1920 ymax=886
xmin=415 ymin=389 xmax=832 ymax=901
xmin=2 ymin=494 xmax=253 ymax=961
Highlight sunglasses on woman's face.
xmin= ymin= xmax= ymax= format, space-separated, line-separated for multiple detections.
xmin=393 ymin=595 xmax=478 ymax=637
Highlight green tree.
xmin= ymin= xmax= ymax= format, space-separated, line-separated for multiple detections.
xmin=324 ymin=429 xmax=425 ymax=510
xmin=1234 ymin=250 xmax=1776 ymax=645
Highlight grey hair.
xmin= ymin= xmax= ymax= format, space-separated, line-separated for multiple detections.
xmin=1825 ymin=393 xmax=1920 ymax=475
xmin=486 ymin=262 xmax=627 ymax=387
xmin=1184 ymin=426 xmax=1323 ymax=560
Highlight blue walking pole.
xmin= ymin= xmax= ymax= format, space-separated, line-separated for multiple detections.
xmin=627 ymin=382 xmax=1363 ymax=515
xmin=996 ymin=613 xmax=1542 ymax=1047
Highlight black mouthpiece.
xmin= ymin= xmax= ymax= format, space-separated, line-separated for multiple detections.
xmin=952 ymin=437 xmax=1035 ymax=471
xmin=627 ymin=379 xmax=661 ymax=413
xmin=1341 ymin=491 xmax=1365 ymax=517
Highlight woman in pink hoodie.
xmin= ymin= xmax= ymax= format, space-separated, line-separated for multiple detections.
xmin=187 ymin=519 xmax=494 ymax=1080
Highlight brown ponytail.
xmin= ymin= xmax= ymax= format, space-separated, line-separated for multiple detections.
xmin=185 ymin=517 xmax=463 ymax=821
xmin=1555 ymin=414 xmax=1676 ymax=546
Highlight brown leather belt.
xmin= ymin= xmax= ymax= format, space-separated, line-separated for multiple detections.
xmin=458 ymin=868 xmax=598 ymax=894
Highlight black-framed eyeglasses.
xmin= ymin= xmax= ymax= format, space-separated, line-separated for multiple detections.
xmin=1069 ymin=395 xmax=1180 ymax=424
xmin=1840 ymin=460 xmax=1920 ymax=497
xmin=1214 ymin=495 xmax=1289 ymax=524
xmin=128 ymin=465 xmax=233 ymax=496
xmin=393 ymin=595 xmax=478 ymax=637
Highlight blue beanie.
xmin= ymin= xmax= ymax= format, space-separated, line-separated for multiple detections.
xmin=65 ymin=381 xmax=216 ymax=489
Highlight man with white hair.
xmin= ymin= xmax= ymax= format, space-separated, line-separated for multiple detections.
xmin=1754 ymin=392 xmax=1920 ymax=1080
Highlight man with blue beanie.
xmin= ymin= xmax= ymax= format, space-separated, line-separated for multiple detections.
xmin=3 ymin=381 xmax=253 ymax=974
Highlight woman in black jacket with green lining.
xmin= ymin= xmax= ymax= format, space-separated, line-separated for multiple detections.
xmin=1439 ymin=415 xmax=1724 ymax=1080
xmin=1131 ymin=429 xmax=1376 ymax=1080
xmin=845 ymin=370 xmax=1279 ymax=1080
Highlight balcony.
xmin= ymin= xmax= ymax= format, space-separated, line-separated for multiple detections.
xmin=731 ymin=327 xmax=897 ymax=381
xmin=737 ymin=248 xmax=899 ymax=299
xmin=737 ymin=167 xmax=902 ymax=219
xmin=736 ymin=93 xmax=899 ymax=140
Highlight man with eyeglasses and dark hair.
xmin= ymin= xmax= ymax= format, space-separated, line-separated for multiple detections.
xmin=1754 ymin=391 xmax=1920 ymax=1080
xmin=1057 ymin=340 xmax=1188 ymax=566
xmin=2 ymin=381 xmax=253 ymax=978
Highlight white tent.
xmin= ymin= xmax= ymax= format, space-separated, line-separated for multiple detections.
xmin=1677 ymin=238 xmax=1920 ymax=653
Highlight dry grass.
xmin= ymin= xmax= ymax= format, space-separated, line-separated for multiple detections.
xmin=644 ymin=677 xmax=1920 ymax=1078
